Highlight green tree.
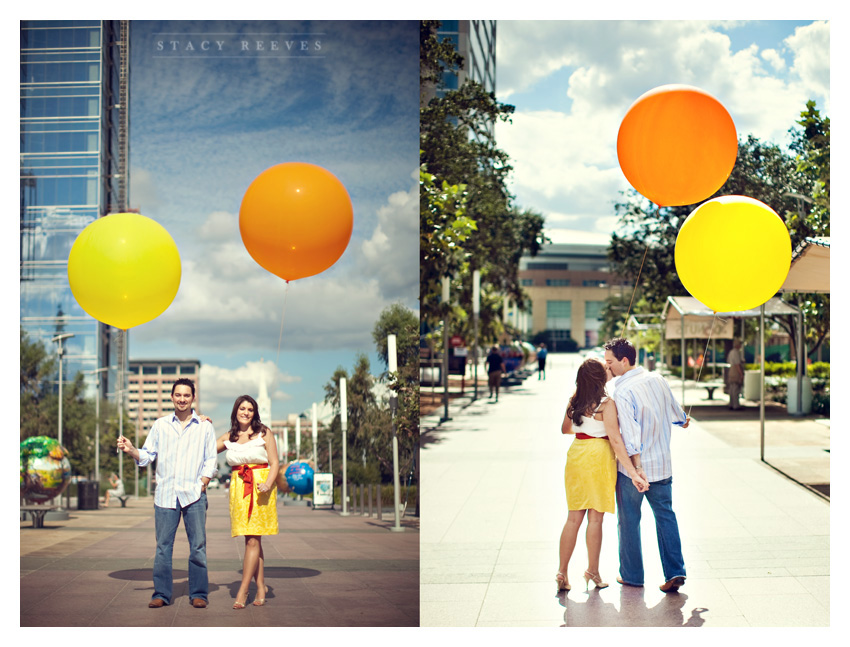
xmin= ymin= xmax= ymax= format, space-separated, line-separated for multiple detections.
xmin=21 ymin=328 xmax=128 ymax=482
xmin=372 ymin=303 xmax=419 ymax=484
xmin=419 ymin=20 xmax=546 ymax=333
xmin=774 ymin=101 xmax=830 ymax=359
xmin=608 ymin=104 xmax=829 ymax=365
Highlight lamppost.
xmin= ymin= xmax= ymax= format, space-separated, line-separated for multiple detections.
xmin=85 ymin=366 xmax=110 ymax=485
xmin=340 ymin=377 xmax=349 ymax=516
xmin=388 ymin=334 xmax=403 ymax=532
xmin=51 ymin=333 xmax=75 ymax=448
xmin=51 ymin=333 xmax=74 ymax=516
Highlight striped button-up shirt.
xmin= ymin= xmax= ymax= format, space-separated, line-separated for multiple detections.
xmin=136 ymin=411 xmax=217 ymax=509
xmin=611 ymin=367 xmax=687 ymax=482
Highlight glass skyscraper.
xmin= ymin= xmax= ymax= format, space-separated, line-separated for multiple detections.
xmin=20 ymin=20 xmax=130 ymax=400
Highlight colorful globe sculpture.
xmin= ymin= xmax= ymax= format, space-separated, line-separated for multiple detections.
xmin=20 ymin=436 xmax=72 ymax=502
xmin=284 ymin=461 xmax=315 ymax=496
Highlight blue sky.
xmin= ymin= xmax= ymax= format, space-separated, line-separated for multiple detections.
xmin=494 ymin=20 xmax=831 ymax=245
xmin=126 ymin=20 xmax=419 ymax=431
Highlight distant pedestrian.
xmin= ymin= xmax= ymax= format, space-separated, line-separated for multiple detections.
xmin=103 ymin=472 xmax=124 ymax=507
xmin=118 ymin=378 xmax=217 ymax=609
xmin=537 ymin=343 xmax=548 ymax=380
xmin=556 ymin=358 xmax=648 ymax=593
xmin=604 ymin=338 xmax=690 ymax=593
xmin=485 ymin=346 xmax=506 ymax=401
xmin=726 ymin=339 xmax=744 ymax=410
xmin=215 ymin=395 xmax=279 ymax=609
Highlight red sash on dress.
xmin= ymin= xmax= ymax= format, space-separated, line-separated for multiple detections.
xmin=575 ymin=433 xmax=608 ymax=440
xmin=235 ymin=463 xmax=269 ymax=521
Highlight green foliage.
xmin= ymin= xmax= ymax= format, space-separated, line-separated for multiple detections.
xmin=743 ymin=361 xmax=829 ymax=379
xmin=419 ymin=20 xmax=546 ymax=334
xmin=19 ymin=328 xmax=130 ymax=481
xmin=609 ymin=104 xmax=829 ymax=368
xmin=808 ymin=362 xmax=830 ymax=380
xmin=322 ymin=305 xmax=419 ymax=489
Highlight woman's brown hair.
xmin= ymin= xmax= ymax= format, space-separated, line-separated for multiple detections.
xmin=566 ymin=359 xmax=608 ymax=427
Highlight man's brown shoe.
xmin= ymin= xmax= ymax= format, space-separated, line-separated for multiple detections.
xmin=148 ymin=599 xmax=166 ymax=608
xmin=191 ymin=598 xmax=207 ymax=608
xmin=660 ymin=576 xmax=686 ymax=592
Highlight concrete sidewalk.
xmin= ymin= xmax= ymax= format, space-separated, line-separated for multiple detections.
xmin=20 ymin=489 xmax=419 ymax=627
xmin=420 ymin=353 xmax=829 ymax=627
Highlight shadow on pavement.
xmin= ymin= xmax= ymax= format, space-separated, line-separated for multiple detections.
xmin=557 ymin=588 xmax=708 ymax=627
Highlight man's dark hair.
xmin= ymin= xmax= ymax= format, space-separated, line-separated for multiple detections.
xmin=604 ymin=338 xmax=636 ymax=366
xmin=171 ymin=377 xmax=196 ymax=398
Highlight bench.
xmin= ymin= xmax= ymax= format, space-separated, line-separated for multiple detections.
xmin=20 ymin=505 xmax=57 ymax=528
xmin=117 ymin=495 xmax=130 ymax=507
xmin=701 ymin=383 xmax=725 ymax=400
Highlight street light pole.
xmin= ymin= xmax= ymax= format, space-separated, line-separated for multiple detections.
xmin=340 ymin=377 xmax=349 ymax=516
xmin=51 ymin=333 xmax=74 ymax=516
xmin=86 ymin=366 xmax=110 ymax=485
xmin=52 ymin=333 xmax=75 ymax=448
xmin=388 ymin=334 xmax=403 ymax=532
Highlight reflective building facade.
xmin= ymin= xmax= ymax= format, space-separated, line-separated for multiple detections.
xmin=20 ymin=20 xmax=130 ymax=399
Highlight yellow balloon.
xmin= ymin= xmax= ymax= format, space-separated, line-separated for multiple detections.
xmin=675 ymin=196 xmax=791 ymax=313
xmin=68 ymin=213 xmax=181 ymax=329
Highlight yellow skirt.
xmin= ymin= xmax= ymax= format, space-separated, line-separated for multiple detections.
xmin=229 ymin=466 xmax=279 ymax=537
xmin=564 ymin=438 xmax=616 ymax=513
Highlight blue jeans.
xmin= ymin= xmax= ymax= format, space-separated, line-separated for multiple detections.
xmin=615 ymin=472 xmax=685 ymax=586
xmin=152 ymin=492 xmax=208 ymax=603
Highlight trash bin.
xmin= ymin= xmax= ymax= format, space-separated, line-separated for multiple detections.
xmin=743 ymin=370 xmax=761 ymax=401
xmin=77 ymin=480 xmax=99 ymax=510
xmin=786 ymin=376 xmax=813 ymax=415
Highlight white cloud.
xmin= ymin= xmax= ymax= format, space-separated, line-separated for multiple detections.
xmin=496 ymin=20 xmax=831 ymax=237
xmin=785 ymin=21 xmax=830 ymax=111
xmin=200 ymin=359 xmax=299 ymax=417
xmin=761 ymin=48 xmax=786 ymax=73
xmin=359 ymin=173 xmax=418 ymax=300
xmin=198 ymin=210 xmax=238 ymax=242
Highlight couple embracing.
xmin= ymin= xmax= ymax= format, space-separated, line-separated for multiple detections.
xmin=557 ymin=338 xmax=689 ymax=594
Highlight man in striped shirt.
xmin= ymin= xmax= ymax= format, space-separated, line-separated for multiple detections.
xmin=604 ymin=338 xmax=690 ymax=594
xmin=118 ymin=378 xmax=217 ymax=608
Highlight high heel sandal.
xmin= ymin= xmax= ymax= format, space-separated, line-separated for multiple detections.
xmin=252 ymin=586 xmax=269 ymax=607
xmin=233 ymin=593 xmax=248 ymax=609
xmin=584 ymin=570 xmax=609 ymax=590
xmin=555 ymin=572 xmax=570 ymax=593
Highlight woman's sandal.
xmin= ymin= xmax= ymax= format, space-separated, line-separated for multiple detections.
xmin=252 ymin=586 xmax=269 ymax=607
xmin=555 ymin=572 xmax=570 ymax=593
xmin=233 ymin=593 xmax=248 ymax=609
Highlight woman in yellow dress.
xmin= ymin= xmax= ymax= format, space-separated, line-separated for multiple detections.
xmin=556 ymin=358 xmax=648 ymax=593
xmin=216 ymin=395 xmax=279 ymax=609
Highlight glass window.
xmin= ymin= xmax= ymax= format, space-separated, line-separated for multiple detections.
xmin=546 ymin=300 xmax=572 ymax=330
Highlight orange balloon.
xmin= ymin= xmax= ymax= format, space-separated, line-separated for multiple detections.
xmin=239 ymin=162 xmax=353 ymax=281
xmin=617 ymin=84 xmax=738 ymax=207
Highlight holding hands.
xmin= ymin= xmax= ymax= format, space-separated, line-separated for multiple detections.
xmin=630 ymin=466 xmax=650 ymax=493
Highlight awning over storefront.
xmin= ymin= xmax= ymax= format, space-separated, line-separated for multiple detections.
xmin=780 ymin=236 xmax=829 ymax=294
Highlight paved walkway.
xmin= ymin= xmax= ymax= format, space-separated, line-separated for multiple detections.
xmin=420 ymin=353 xmax=830 ymax=627
xmin=20 ymin=489 xmax=418 ymax=627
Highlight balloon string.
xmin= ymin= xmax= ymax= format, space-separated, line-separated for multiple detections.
xmin=620 ymin=241 xmax=650 ymax=339
xmin=687 ymin=312 xmax=719 ymax=418
xmin=275 ymin=281 xmax=290 ymax=369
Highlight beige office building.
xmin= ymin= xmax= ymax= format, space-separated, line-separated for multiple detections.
xmin=126 ymin=359 xmax=202 ymax=433
xmin=517 ymin=234 xmax=626 ymax=350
